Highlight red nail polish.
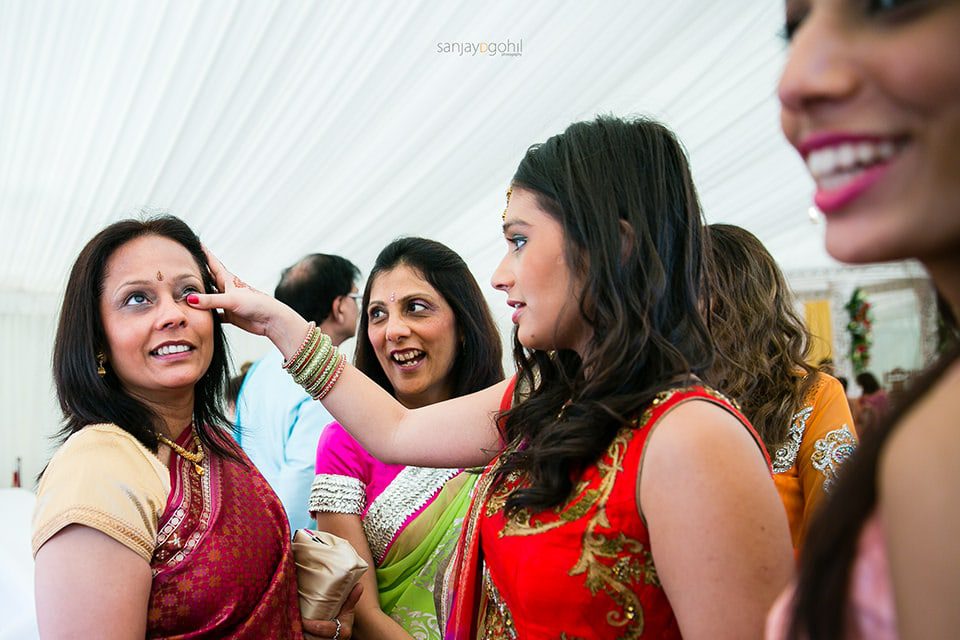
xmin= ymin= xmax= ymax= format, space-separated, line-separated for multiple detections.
xmin=187 ymin=294 xmax=200 ymax=304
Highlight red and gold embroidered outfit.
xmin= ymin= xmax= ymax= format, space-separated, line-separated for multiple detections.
xmin=443 ymin=383 xmax=768 ymax=639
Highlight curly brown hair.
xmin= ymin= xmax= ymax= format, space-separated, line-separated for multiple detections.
xmin=704 ymin=223 xmax=817 ymax=451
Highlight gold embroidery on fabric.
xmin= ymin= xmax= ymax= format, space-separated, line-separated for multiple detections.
xmin=484 ymin=470 xmax=518 ymax=519
xmin=491 ymin=389 xmax=689 ymax=537
xmin=567 ymin=427 xmax=655 ymax=638
xmin=772 ymin=377 xmax=824 ymax=473
xmin=480 ymin=563 xmax=517 ymax=639
xmin=491 ymin=422 xmax=661 ymax=636
xmin=811 ymin=424 xmax=857 ymax=492
xmin=773 ymin=405 xmax=814 ymax=473
xmin=152 ymin=446 xmax=214 ymax=576
xmin=702 ymin=385 xmax=741 ymax=411
xmin=481 ymin=386 xmax=720 ymax=638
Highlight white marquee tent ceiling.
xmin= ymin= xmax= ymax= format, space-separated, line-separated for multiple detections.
xmin=0 ymin=0 xmax=935 ymax=508
xmin=0 ymin=0 xmax=849 ymax=311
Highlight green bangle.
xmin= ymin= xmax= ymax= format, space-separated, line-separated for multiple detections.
xmin=283 ymin=323 xmax=319 ymax=373
xmin=306 ymin=345 xmax=340 ymax=396
xmin=295 ymin=333 xmax=332 ymax=387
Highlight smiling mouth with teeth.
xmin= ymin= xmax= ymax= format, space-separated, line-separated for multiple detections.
xmin=152 ymin=344 xmax=193 ymax=356
xmin=806 ymin=138 xmax=900 ymax=191
xmin=392 ymin=349 xmax=425 ymax=367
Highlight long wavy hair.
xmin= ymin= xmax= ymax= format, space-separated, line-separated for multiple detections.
xmin=704 ymin=223 xmax=817 ymax=451
xmin=52 ymin=215 xmax=240 ymax=461
xmin=353 ymin=237 xmax=504 ymax=397
xmin=495 ymin=115 xmax=714 ymax=514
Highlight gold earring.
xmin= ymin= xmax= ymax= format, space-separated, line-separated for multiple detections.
xmin=96 ymin=352 xmax=106 ymax=378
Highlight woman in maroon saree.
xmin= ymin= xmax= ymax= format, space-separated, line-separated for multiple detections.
xmin=32 ymin=216 xmax=348 ymax=639
xmin=147 ymin=424 xmax=300 ymax=637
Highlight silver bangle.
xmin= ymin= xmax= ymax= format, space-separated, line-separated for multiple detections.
xmin=332 ymin=617 xmax=341 ymax=640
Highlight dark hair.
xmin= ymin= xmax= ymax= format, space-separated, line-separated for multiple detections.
xmin=52 ymin=214 xmax=240 ymax=461
xmin=275 ymin=254 xmax=360 ymax=324
xmin=837 ymin=376 xmax=848 ymax=392
xmin=226 ymin=361 xmax=254 ymax=410
xmin=353 ymin=237 xmax=504 ymax=398
xmin=497 ymin=115 xmax=714 ymax=513
xmin=788 ymin=345 xmax=959 ymax=639
xmin=817 ymin=357 xmax=835 ymax=375
xmin=704 ymin=223 xmax=817 ymax=452
xmin=855 ymin=371 xmax=881 ymax=394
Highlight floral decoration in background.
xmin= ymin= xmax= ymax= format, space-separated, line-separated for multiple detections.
xmin=846 ymin=287 xmax=873 ymax=374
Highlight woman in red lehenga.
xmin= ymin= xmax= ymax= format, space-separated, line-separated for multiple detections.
xmin=32 ymin=216 xmax=351 ymax=639
xmin=196 ymin=116 xmax=794 ymax=639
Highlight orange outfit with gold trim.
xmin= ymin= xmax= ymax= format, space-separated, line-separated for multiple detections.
xmin=771 ymin=373 xmax=858 ymax=550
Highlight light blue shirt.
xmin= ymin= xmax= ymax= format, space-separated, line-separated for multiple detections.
xmin=235 ymin=348 xmax=334 ymax=532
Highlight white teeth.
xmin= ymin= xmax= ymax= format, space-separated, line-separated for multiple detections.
xmin=805 ymin=139 xmax=899 ymax=182
xmin=154 ymin=344 xmax=191 ymax=356
xmin=392 ymin=350 xmax=424 ymax=363
xmin=836 ymin=144 xmax=856 ymax=169
xmin=819 ymin=167 xmax=866 ymax=191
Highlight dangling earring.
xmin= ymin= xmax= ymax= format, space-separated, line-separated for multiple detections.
xmin=96 ymin=352 xmax=107 ymax=378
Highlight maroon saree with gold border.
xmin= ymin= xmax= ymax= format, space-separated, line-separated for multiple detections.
xmin=147 ymin=425 xmax=302 ymax=639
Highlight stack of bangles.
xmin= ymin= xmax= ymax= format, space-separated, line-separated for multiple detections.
xmin=282 ymin=322 xmax=346 ymax=401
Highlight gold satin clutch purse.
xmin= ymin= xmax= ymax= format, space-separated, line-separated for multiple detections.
xmin=292 ymin=528 xmax=369 ymax=619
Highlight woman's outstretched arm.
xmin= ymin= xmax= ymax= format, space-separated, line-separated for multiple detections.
xmin=190 ymin=248 xmax=507 ymax=468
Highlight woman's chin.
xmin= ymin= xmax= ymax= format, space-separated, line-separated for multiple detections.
xmin=824 ymin=219 xmax=901 ymax=266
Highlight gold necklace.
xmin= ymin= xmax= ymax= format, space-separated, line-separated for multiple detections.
xmin=157 ymin=431 xmax=205 ymax=476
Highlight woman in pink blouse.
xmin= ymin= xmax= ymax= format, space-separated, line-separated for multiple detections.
xmin=309 ymin=238 xmax=503 ymax=639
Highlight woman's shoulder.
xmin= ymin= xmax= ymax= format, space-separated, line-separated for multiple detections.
xmin=800 ymin=373 xmax=856 ymax=431
xmin=640 ymin=384 xmax=772 ymax=471
xmin=644 ymin=384 xmax=748 ymax=426
xmin=51 ymin=424 xmax=168 ymax=480
xmin=317 ymin=421 xmax=366 ymax=456
xmin=33 ymin=424 xmax=170 ymax=561
xmin=642 ymin=385 xmax=757 ymax=448
xmin=810 ymin=371 xmax=844 ymax=397
xmin=314 ymin=421 xmax=382 ymax=481
xmin=883 ymin=358 xmax=960 ymax=473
